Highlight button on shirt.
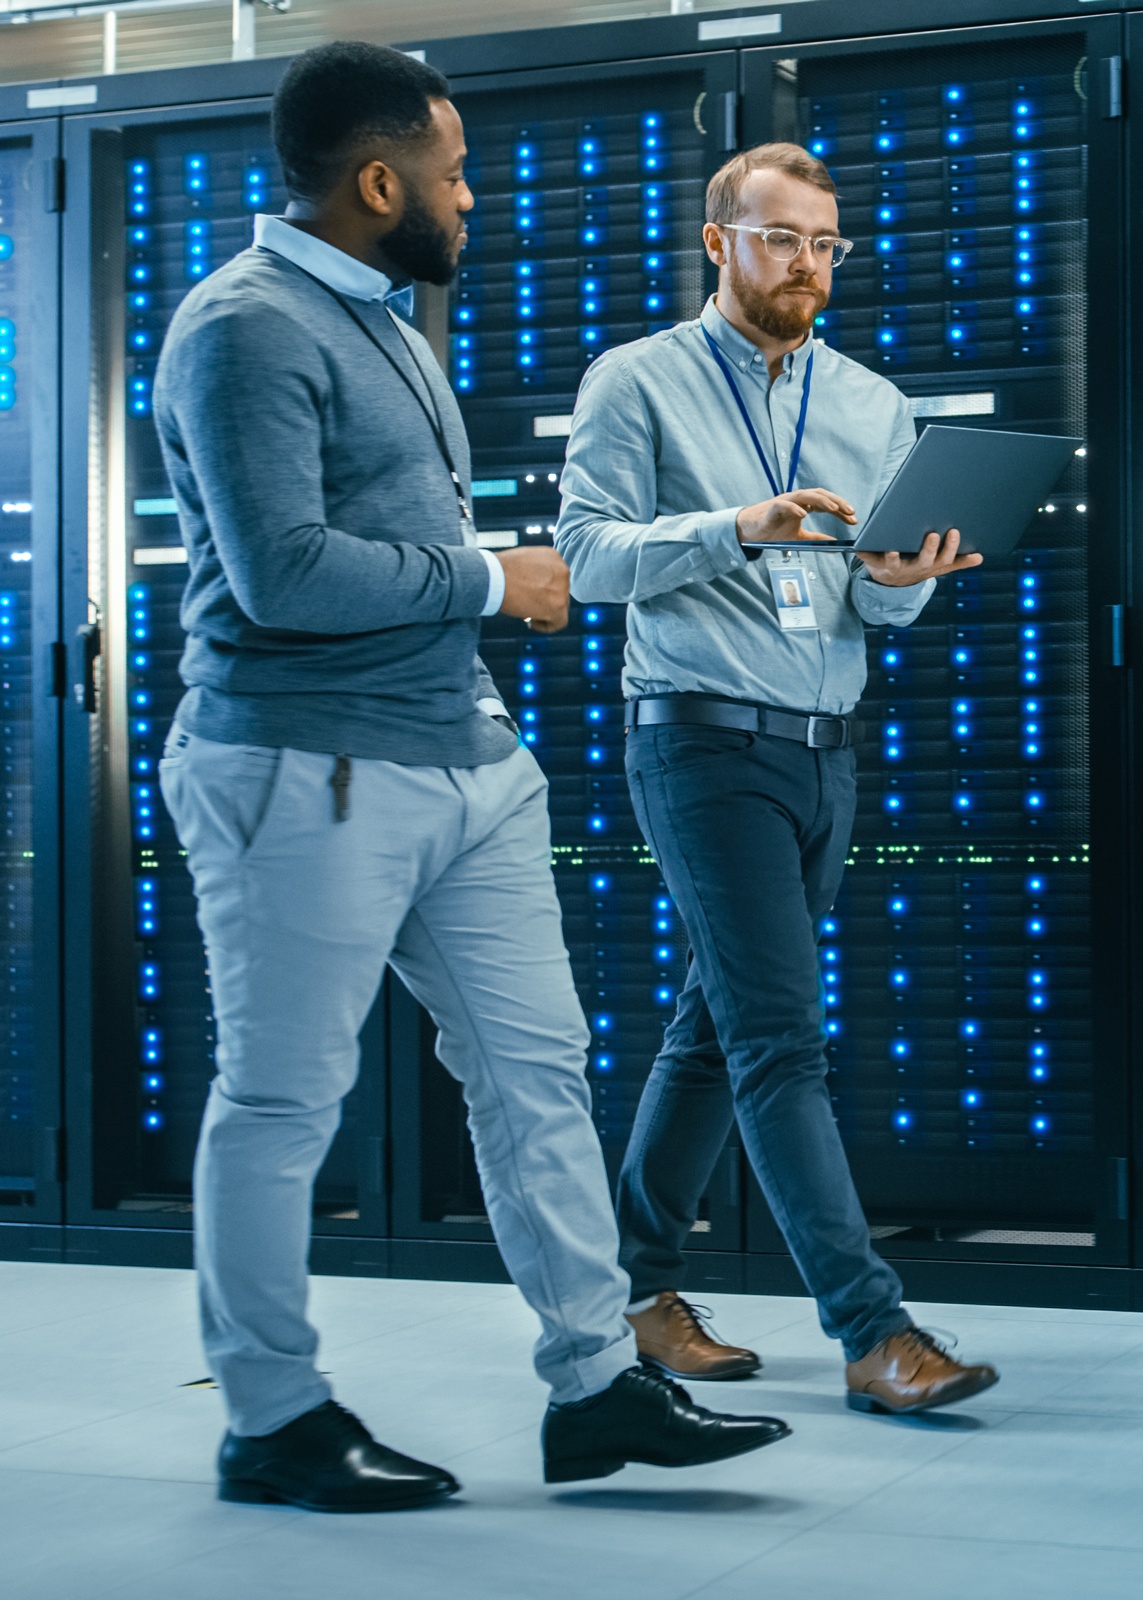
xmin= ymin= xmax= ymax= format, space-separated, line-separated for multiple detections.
xmin=253 ymin=215 xmax=506 ymax=623
xmin=555 ymin=296 xmax=935 ymax=715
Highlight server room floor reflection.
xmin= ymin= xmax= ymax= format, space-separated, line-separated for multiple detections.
xmin=2 ymin=1264 xmax=1141 ymax=1600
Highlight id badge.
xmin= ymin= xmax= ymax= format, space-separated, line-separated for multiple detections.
xmin=765 ymin=554 xmax=819 ymax=632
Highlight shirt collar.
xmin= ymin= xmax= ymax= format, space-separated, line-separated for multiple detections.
xmin=699 ymin=294 xmax=815 ymax=382
xmin=253 ymin=214 xmax=415 ymax=317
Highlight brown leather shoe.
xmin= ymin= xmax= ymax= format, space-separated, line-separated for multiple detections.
xmin=846 ymin=1328 xmax=999 ymax=1415
xmin=626 ymin=1292 xmax=761 ymax=1381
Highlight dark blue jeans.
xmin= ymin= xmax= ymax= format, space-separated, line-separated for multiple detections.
xmin=619 ymin=723 xmax=910 ymax=1363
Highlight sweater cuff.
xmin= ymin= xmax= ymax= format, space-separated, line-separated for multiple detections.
xmin=478 ymin=547 xmax=506 ymax=616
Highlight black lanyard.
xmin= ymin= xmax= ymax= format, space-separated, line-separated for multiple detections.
xmin=294 ymin=264 xmax=473 ymax=526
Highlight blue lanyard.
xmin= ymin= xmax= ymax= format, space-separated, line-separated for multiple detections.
xmin=702 ymin=326 xmax=813 ymax=499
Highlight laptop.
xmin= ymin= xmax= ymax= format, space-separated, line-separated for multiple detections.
xmin=848 ymin=423 xmax=1082 ymax=557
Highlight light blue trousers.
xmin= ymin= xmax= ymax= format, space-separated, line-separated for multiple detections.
xmin=160 ymin=727 xmax=636 ymax=1437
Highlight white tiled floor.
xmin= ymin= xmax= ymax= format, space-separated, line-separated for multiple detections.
xmin=2 ymin=1263 xmax=1140 ymax=1600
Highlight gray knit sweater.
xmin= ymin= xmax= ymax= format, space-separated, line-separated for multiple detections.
xmin=153 ymin=245 xmax=515 ymax=766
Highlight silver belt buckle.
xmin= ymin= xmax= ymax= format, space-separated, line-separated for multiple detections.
xmin=806 ymin=715 xmax=844 ymax=749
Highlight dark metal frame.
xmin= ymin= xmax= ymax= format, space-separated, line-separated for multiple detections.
xmin=0 ymin=115 xmax=65 ymax=1262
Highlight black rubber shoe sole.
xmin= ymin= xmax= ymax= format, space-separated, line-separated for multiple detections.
xmin=543 ymin=1421 xmax=792 ymax=1484
xmin=218 ymin=1477 xmax=460 ymax=1512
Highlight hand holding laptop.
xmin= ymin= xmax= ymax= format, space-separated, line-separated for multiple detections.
xmin=856 ymin=527 xmax=983 ymax=587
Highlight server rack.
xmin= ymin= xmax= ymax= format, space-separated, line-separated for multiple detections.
xmin=58 ymin=92 xmax=391 ymax=1271
xmin=0 ymin=114 xmax=63 ymax=1259
xmin=387 ymin=49 xmax=751 ymax=1290
xmin=0 ymin=0 xmax=1136 ymax=1306
xmin=403 ymin=3 xmax=1137 ymax=1305
xmin=732 ymin=16 xmax=1132 ymax=1302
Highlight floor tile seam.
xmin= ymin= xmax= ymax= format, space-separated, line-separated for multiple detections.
xmin=674 ymin=1421 xmax=1005 ymax=1599
xmin=1020 ymin=1340 xmax=1143 ymax=1405
xmin=439 ymin=1419 xmax=539 ymax=1468
xmin=674 ymin=1521 xmax=820 ymax=1598
xmin=0 ymin=1390 xmax=226 ymax=1459
xmin=8 ymin=1505 xmax=299 ymax=1600
xmin=0 ymin=1461 xmax=216 ymax=1486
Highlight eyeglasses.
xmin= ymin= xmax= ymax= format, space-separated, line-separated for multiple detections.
xmin=720 ymin=225 xmax=855 ymax=268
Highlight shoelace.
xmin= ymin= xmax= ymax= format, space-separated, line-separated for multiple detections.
xmin=628 ymin=1364 xmax=692 ymax=1408
xmin=322 ymin=1400 xmax=373 ymax=1442
xmin=895 ymin=1327 xmax=960 ymax=1362
xmin=669 ymin=1295 xmax=731 ymax=1348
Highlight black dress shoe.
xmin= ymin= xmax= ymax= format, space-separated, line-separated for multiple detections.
xmin=542 ymin=1365 xmax=791 ymax=1484
xmin=218 ymin=1400 xmax=460 ymax=1513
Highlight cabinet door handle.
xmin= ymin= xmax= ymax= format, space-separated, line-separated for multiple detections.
xmin=74 ymin=622 xmax=101 ymax=713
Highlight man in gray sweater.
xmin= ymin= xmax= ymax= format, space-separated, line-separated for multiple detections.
xmin=154 ymin=41 xmax=788 ymax=1513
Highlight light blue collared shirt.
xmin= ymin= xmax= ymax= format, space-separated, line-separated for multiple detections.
xmin=253 ymin=215 xmax=506 ymax=623
xmin=556 ymin=296 xmax=935 ymax=715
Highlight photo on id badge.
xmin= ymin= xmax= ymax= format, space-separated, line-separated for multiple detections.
xmin=767 ymin=561 xmax=819 ymax=631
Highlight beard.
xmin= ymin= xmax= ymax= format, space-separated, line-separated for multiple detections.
xmin=382 ymin=183 xmax=460 ymax=287
xmin=728 ymin=251 xmax=830 ymax=340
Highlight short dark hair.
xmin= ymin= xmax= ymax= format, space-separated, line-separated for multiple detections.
xmin=706 ymin=142 xmax=836 ymax=224
xmin=272 ymin=41 xmax=451 ymax=202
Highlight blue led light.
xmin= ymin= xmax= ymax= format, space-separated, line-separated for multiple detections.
xmin=892 ymin=1041 xmax=909 ymax=1057
xmin=891 ymin=970 xmax=909 ymax=988
xmin=595 ymin=1055 xmax=613 ymax=1073
xmin=884 ymin=795 xmax=902 ymax=812
xmin=945 ymin=86 xmax=963 ymax=101
xmin=1031 ymin=1116 xmax=1050 ymax=1134
xmin=962 ymin=1090 xmax=981 ymax=1108
xmin=594 ymin=1014 xmax=612 ymax=1031
xmin=960 ymin=1020 xmax=978 ymax=1038
xmin=895 ymin=1111 xmax=913 ymax=1129
xmin=1027 ymin=876 xmax=1044 ymax=893
xmin=656 ymin=948 xmax=672 ymax=963
xmin=889 ymin=898 xmax=906 ymax=914
xmin=143 ymin=1111 xmax=164 ymax=1131
xmin=955 ymin=794 xmax=972 ymax=810
xmin=592 ymin=876 xmax=610 ymax=892
xmin=589 ymin=815 xmax=605 ymax=831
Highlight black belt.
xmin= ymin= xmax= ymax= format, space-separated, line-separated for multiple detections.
xmin=624 ymin=694 xmax=856 ymax=749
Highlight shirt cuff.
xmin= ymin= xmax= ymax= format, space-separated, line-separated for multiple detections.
xmin=478 ymin=547 xmax=506 ymax=617
xmin=698 ymin=508 xmax=748 ymax=574
xmin=476 ymin=696 xmax=508 ymax=718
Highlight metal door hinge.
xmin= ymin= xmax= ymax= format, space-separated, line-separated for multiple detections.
xmin=719 ymin=89 xmax=739 ymax=152
xmin=49 ymin=641 xmax=67 ymax=699
xmin=1100 ymin=56 xmax=1123 ymax=120
xmin=1101 ymin=603 xmax=1128 ymax=668
xmin=44 ymin=157 xmax=65 ymax=213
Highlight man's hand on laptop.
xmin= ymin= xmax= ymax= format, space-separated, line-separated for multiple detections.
xmin=856 ymin=528 xmax=984 ymax=586
xmin=497 ymin=546 xmax=571 ymax=634
xmin=736 ymin=489 xmax=857 ymax=546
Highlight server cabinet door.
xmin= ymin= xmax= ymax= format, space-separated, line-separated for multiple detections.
xmin=0 ymin=118 xmax=63 ymax=1253
xmin=385 ymin=50 xmax=749 ymax=1289
xmin=739 ymin=14 xmax=1129 ymax=1281
xmin=60 ymin=99 xmax=388 ymax=1265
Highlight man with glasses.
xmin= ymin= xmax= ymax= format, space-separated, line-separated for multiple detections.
xmin=556 ymin=143 xmax=1000 ymax=1414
